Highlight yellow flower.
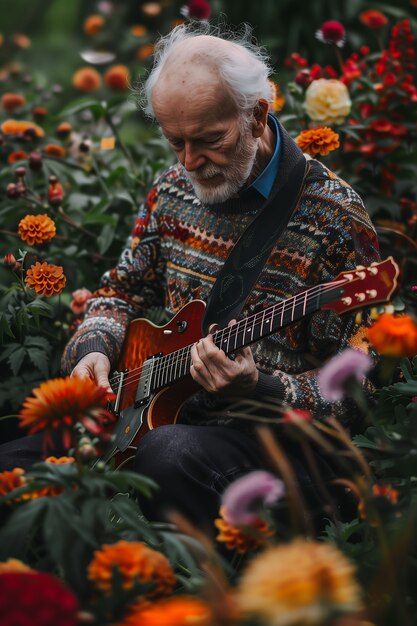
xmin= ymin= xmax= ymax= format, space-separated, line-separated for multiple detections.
xmin=87 ymin=540 xmax=176 ymax=597
xmin=304 ymin=79 xmax=351 ymax=125
xmin=25 ymin=261 xmax=66 ymax=297
xmin=215 ymin=506 xmax=274 ymax=554
xmin=235 ymin=539 xmax=362 ymax=626
xmin=18 ymin=214 xmax=56 ymax=246
xmin=295 ymin=127 xmax=340 ymax=158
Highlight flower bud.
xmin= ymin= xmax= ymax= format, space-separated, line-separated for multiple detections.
xmin=3 ymin=253 xmax=17 ymax=269
xmin=6 ymin=182 xmax=20 ymax=199
xmin=48 ymin=175 xmax=65 ymax=207
xmin=15 ymin=166 xmax=26 ymax=178
xmin=29 ymin=152 xmax=43 ymax=171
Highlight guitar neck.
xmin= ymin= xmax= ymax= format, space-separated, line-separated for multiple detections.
xmin=152 ymin=282 xmax=344 ymax=390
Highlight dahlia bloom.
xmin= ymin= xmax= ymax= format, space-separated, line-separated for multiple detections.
xmin=235 ymin=539 xmax=362 ymax=626
xmin=18 ymin=214 xmax=56 ymax=246
xmin=221 ymin=470 xmax=285 ymax=526
xmin=25 ymin=261 xmax=66 ymax=297
xmin=318 ymin=348 xmax=373 ymax=402
xmin=368 ymin=313 xmax=417 ymax=357
xmin=117 ymin=596 xmax=212 ymax=626
xmin=215 ymin=505 xmax=274 ymax=554
xmin=295 ymin=126 xmax=340 ymax=157
xmin=88 ymin=539 xmax=176 ymax=597
xmin=316 ymin=20 xmax=346 ymax=47
xmin=72 ymin=67 xmax=102 ymax=92
xmin=304 ymin=79 xmax=351 ymax=124
xmin=69 ymin=287 xmax=92 ymax=314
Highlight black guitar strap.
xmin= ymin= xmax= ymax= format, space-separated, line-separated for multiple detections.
xmin=202 ymin=155 xmax=310 ymax=334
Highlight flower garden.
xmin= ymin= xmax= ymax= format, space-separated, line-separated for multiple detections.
xmin=1 ymin=1 xmax=417 ymax=625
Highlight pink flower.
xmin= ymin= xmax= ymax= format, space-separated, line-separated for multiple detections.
xmin=318 ymin=348 xmax=373 ymax=402
xmin=316 ymin=20 xmax=346 ymax=47
xmin=69 ymin=287 xmax=92 ymax=315
xmin=221 ymin=471 xmax=285 ymax=526
xmin=181 ymin=0 xmax=211 ymax=20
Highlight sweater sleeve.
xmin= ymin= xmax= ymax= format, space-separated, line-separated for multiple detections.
xmin=254 ymin=189 xmax=381 ymax=429
xmin=61 ymin=184 xmax=165 ymax=374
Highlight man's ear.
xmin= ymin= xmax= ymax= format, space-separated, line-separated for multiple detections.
xmin=252 ymin=99 xmax=269 ymax=137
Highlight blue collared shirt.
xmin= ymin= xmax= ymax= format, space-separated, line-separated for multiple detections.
xmin=247 ymin=113 xmax=281 ymax=199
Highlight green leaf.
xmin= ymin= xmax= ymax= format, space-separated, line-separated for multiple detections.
xmin=0 ymin=313 xmax=15 ymax=342
xmin=353 ymin=434 xmax=384 ymax=450
xmin=8 ymin=346 xmax=27 ymax=376
xmin=27 ymin=347 xmax=50 ymax=378
xmin=97 ymin=222 xmax=116 ymax=254
xmin=59 ymin=98 xmax=105 ymax=118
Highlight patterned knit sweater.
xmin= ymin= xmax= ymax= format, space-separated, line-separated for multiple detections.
xmin=62 ymin=123 xmax=380 ymax=430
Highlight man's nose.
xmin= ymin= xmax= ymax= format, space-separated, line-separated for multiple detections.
xmin=183 ymin=144 xmax=206 ymax=172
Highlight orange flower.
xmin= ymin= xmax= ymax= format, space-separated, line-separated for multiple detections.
xmin=12 ymin=33 xmax=31 ymax=48
xmin=18 ymin=214 xmax=56 ymax=246
xmin=104 ymin=64 xmax=130 ymax=91
xmin=358 ymin=484 xmax=399 ymax=525
xmin=7 ymin=150 xmax=28 ymax=164
xmin=45 ymin=456 xmax=75 ymax=464
xmin=142 ymin=2 xmax=162 ymax=17
xmin=18 ymin=376 xmax=114 ymax=449
xmin=83 ymin=15 xmax=105 ymax=36
xmin=1 ymin=93 xmax=25 ymax=113
xmin=32 ymin=106 xmax=48 ymax=119
xmin=359 ymin=10 xmax=388 ymax=28
xmin=367 ymin=313 xmax=417 ymax=357
xmin=236 ymin=539 xmax=362 ymax=625
xmin=0 ymin=468 xmax=26 ymax=500
xmin=72 ymin=67 xmax=102 ymax=92
xmin=48 ymin=176 xmax=65 ymax=206
xmin=43 ymin=143 xmax=66 ymax=158
xmin=117 ymin=596 xmax=212 ymax=626
xmin=0 ymin=559 xmax=32 ymax=574
xmin=269 ymin=81 xmax=285 ymax=112
xmin=56 ymin=121 xmax=72 ymax=137
xmin=137 ymin=43 xmax=155 ymax=61
xmin=1 ymin=119 xmax=44 ymax=138
xmin=131 ymin=25 xmax=147 ymax=37
xmin=87 ymin=540 xmax=176 ymax=596
xmin=215 ymin=506 xmax=274 ymax=554
xmin=295 ymin=126 xmax=340 ymax=157
xmin=25 ymin=261 xmax=66 ymax=297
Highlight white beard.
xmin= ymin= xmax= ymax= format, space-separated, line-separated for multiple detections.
xmin=181 ymin=127 xmax=259 ymax=205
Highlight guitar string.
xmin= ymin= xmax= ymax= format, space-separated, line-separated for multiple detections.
xmin=107 ymin=279 xmax=349 ymax=393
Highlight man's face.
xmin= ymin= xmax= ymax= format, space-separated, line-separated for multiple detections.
xmin=152 ymin=76 xmax=259 ymax=204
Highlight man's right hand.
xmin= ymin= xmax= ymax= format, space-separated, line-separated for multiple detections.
xmin=70 ymin=352 xmax=112 ymax=394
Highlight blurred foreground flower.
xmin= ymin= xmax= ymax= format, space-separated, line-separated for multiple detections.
xmin=295 ymin=126 xmax=340 ymax=157
xmin=84 ymin=15 xmax=105 ymax=36
xmin=316 ymin=20 xmax=346 ymax=47
xmin=358 ymin=483 xmax=399 ymax=526
xmin=117 ymin=596 xmax=212 ymax=626
xmin=18 ymin=214 xmax=56 ymax=246
xmin=304 ymin=79 xmax=351 ymax=124
xmin=235 ymin=539 xmax=362 ymax=626
xmin=0 ymin=571 xmax=78 ymax=626
xmin=215 ymin=505 xmax=274 ymax=554
xmin=0 ymin=467 xmax=26 ymax=501
xmin=105 ymin=64 xmax=130 ymax=91
xmin=367 ymin=313 xmax=417 ymax=357
xmin=88 ymin=539 xmax=176 ymax=597
xmin=25 ymin=261 xmax=66 ymax=297
xmin=318 ymin=348 xmax=373 ymax=402
xmin=359 ymin=10 xmax=388 ymax=28
xmin=181 ymin=0 xmax=212 ymax=20
xmin=18 ymin=376 xmax=114 ymax=449
xmin=70 ymin=287 xmax=92 ymax=314
xmin=1 ymin=118 xmax=44 ymax=138
xmin=0 ymin=559 xmax=32 ymax=573
xmin=221 ymin=470 xmax=285 ymax=526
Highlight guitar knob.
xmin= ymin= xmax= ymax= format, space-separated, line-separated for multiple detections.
xmin=355 ymin=293 xmax=366 ymax=302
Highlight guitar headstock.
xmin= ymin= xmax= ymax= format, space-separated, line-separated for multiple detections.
xmin=321 ymin=256 xmax=400 ymax=314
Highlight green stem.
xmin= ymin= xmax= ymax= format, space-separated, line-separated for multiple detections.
xmin=104 ymin=113 xmax=138 ymax=175
xmin=0 ymin=414 xmax=20 ymax=421
xmin=90 ymin=152 xmax=111 ymax=197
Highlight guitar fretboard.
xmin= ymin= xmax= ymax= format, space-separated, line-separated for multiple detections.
xmin=148 ymin=282 xmax=344 ymax=392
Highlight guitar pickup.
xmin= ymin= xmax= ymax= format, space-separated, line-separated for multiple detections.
xmin=134 ymin=357 xmax=155 ymax=406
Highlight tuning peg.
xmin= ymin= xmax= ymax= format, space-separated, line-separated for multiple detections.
xmin=355 ymin=311 xmax=363 ymax=325
xmin=370 ymin=307 xmax=379 ymax=321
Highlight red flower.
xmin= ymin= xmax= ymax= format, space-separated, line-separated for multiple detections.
xmin=359 ymin=10 xmax=388 ymax=28
xmin=182 ymin=0 xmax=211 ymax=20
xmin=316 ymin=20 xmax=345 ymax=47
xmin=0 ymin=571 xmax=78 ymax=626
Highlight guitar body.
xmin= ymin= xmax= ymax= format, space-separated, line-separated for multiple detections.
xmin=108 ymin=300 xmax=204 ymax=466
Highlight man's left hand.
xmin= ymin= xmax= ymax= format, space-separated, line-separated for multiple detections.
xmin=189 ymin=321 xmax=259 ymax=395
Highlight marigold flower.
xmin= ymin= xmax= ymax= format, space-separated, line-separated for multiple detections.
xmin=12 ymin=33 xmax=31 ymax=48
xmin=0 ymin=468 xmax=26 ymax=500
xmin=19 ymin=375 xmax=114 ymax=450
xmin=0 ymin=572 xmax=78 ymax=626
xmin=70 ymin=287 xmax=92 ymax=314
xmin=221 ymin=471 xmax=285 ymax=526
xmin=56 ymin=121 xmax=72 ymax=137
xmin=1 ymin=119 xmax=44 ymax=138
xmin=137 ymin=43 xmax=155 ymax=60
xmin=318 ymin=348 xmax=373 ymax=402
xmin=131 ymin=24 xmax=147 ymax=37
xmin=359 ymin=10 xmax=388 ymax=28
xmin=358 ymin=483 xmax=399 ymax=526
xmin=18 ymin=214 xmax=56 ymax=246
xmin=295 ymin=126 xmax=340 ymax=157
xmin=316 ymin=20 xmax=346 ymax=47
xmin=235 ymin=539 xmax=362 ymax=625
xmin=88 ymin=540 xmax=176 ymax=596
xmin=304 ymin=79 xmax=352 ymax=124
xmin=117 ymin=596 xmax=212 ymax=626
xmin=43 ymin=143 xmax=66 ymax=158
xmin=48 ymin=176 xmax=65 ymax=206
xmin=104 ymin=64 xmax=130 ymax=91
xmin=142 ymin=2 xmax=162 ymax=16
xmin=84 ymin=14 xmax=105 ymax=36
xmin=0 ymin=559 xmax=32 ymax=574
xmin=72 ymin=67 xmax=102 ymax=92
xmin=25 ymin=261 xmax=66 ymax=297
xmin=215 ymin=505 xmax=274 ymax=554
xmin=7 ymin=150 xmax=28 ymax=164
xmin=32 ymin=106 xmax=48 ymax=119
xmin=45 ymin=456 xmax=75 ymax=464
xmin=1 ymin=93 xmax=25 ymax=113
xmin=367 ymin=313 xmax=417 ymax=357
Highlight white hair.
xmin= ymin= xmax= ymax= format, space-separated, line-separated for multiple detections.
xmin=141 ymin=21 xmax=274 ymax=118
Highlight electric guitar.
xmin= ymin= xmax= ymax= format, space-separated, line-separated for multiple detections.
xmin=102 ymin=257 xmax=399 ymax=467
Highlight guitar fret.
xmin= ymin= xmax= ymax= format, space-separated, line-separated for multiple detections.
xmin=291 ymin=294 xmax=296 ymax=322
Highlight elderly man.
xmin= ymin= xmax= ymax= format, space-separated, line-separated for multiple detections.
xmin=2 ymin=25 xmax=380 ymax=533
